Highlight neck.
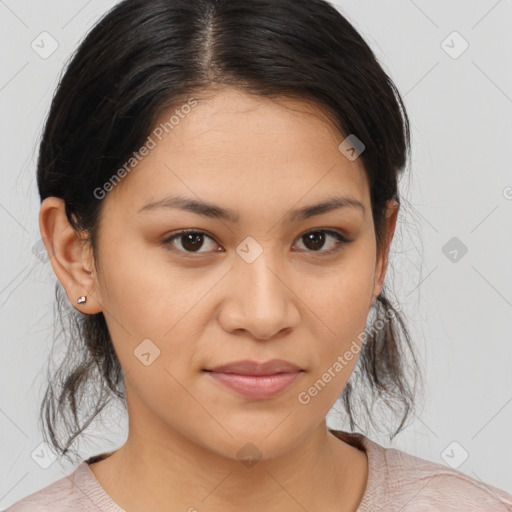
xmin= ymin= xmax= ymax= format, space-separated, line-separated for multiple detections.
xmin=88 ymin=386 xmax=368 ymax=512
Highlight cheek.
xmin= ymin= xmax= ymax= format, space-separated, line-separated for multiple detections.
xmin=122 ymin=356 xmax=211 ymax=445
xmin=97 ymin=244 xmax=213 ymax=382
xmin=310 ymin=253 xmax=374 ymax=331
xmin=304 ymin=252 xmax=375 ymax=373
xmin=97 ymin=231 xmax=176 ymax=324
xmin=94 ymin=235 xmax=178 ymax=365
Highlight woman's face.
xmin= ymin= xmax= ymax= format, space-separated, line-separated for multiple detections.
xmin=80 ymin=87 xmax=397 ymax=459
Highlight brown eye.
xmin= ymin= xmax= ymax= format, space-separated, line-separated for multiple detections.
xmin=162 ymin=230 xmax=220 ymax=255
xmin=302 ymin=231 xmax=326 ymax=251
xmin=294 ymin=229 xmax=351 ymax=254
xmin=180 ymin=232 xmax=205 ymax=252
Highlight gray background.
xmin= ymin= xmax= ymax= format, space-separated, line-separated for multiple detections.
xmin=1 ymin=0 xmax=511 ymax=508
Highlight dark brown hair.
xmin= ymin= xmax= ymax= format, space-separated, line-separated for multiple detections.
xmin=37 ymin=0 xmax=423 ymax=463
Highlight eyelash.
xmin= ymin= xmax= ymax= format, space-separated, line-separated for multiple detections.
xmin=160 ymin=228 xmax=352 ymax=258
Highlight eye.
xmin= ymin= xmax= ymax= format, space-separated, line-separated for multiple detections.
xmin=293 ymin=229 xmax=352 ymax=255
xmin=161 ymin=229 xmax=221 ymax=255
xmin=161 ymin=228 xmax=352 ymax=257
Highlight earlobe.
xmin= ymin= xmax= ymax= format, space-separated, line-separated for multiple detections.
xmin=39 ymin=197 xmax=103 ymax=314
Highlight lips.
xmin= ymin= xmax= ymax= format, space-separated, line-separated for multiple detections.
xmin=204 ymin=358 xmax=304 ymax=376
xmin=203 ymin=359 xmax=304 ymax=400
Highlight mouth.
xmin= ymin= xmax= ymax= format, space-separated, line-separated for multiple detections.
xmin=204 ymin=371 xmax=303 ymax=400
xmin=203 ymin=358 xmax=304 ymax=375
xmin=203 ymin=359 xmax=305 ymax=400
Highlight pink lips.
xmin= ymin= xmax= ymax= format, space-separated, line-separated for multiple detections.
xmin=204 ymin=359 xmax=304 ymax=400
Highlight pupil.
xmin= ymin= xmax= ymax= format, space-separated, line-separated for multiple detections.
xmin=182 ymin=233 xmax=203 ymax=251
xmin=305 ymin=232 xmax=325 ymax=251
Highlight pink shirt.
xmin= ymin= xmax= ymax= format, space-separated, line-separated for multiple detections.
xmin=6 ymin=430 xmax=512 ymax=511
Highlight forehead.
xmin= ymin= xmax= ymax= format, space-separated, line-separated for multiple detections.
xmin=102 ymin=87 xmax=370 ymax=221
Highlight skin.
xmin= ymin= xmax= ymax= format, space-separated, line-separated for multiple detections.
xmin=40 ymin=86 xmax=399 ymax=512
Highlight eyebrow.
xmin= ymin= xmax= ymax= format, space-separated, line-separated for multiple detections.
xmin=137 ymin=194 xmax=365 ymax=223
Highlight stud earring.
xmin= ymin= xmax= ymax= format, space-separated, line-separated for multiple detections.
xmin=76 ymin=296 xmax=87 ymax=304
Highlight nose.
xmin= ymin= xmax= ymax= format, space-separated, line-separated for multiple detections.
xmin=216 ymin=248 xmax=301 ymax=340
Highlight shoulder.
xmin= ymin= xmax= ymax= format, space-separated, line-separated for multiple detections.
xmin=330 ymin=429 xmax=512 ymax=511
xmin=5 ymin=463 xmax=97 ymax=512
xmin=363 ymin=435 xmax=512 ymax=511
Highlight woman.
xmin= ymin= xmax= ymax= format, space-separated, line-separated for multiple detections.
xmin=7 ymin=0 xmax=512 ymax=510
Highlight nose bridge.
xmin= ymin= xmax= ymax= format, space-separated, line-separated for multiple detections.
xmin=225 ymin=236 xmax=298 ymax=337
xmin=235 ymin=237 xmax=285 ymax=304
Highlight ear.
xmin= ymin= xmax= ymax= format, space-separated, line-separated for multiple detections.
xmin=39 ymin=197 xmax=103 ymax=314
xmin=372 ymin=198 xmax=399 ymax=304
